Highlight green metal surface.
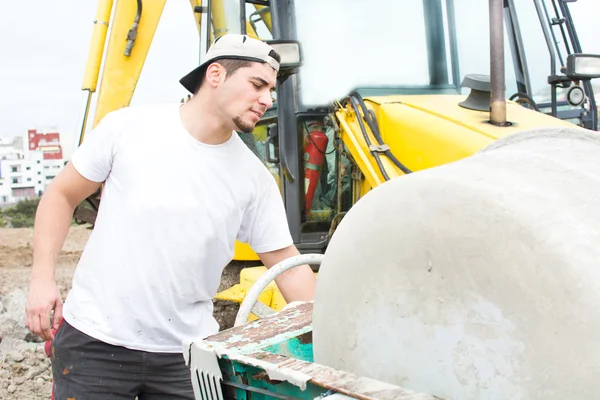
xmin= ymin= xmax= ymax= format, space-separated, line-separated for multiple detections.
xmin=263 ymin=332 xmax=314 ymax=362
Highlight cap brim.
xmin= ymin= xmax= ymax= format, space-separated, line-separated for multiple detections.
xmin=179 ymin=56 xmax=273 ymax=94
xmin=179 ymin=63 xmax=208 ymax=94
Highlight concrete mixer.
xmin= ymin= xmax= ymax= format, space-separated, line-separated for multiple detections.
xmin=184 ymin=125 xmax=600 ymax=400
xmin=312 ymin=126 xmax=600 ymax=399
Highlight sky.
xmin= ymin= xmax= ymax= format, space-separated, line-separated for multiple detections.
xmin=1 ymin=0 xmax=599 ymax=158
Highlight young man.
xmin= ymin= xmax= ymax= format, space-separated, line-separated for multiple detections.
xmin=25 ymin=34 xmax=316 ymax=399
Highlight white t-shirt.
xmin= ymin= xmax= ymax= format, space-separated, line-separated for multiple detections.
xmin=62 ymin=103 xmax=293 ymax=353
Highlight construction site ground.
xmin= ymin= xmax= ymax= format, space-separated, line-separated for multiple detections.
xmin=0 ymin=224 xmax=243 ymax=399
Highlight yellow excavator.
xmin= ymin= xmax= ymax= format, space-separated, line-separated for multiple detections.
xmin=74 ymin=0 xmax=599 ymax=311
xmin=73 ymin=0 xmax=600 ymax=399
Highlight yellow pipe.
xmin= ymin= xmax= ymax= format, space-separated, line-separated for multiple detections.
xmin=78 ymin=0 xmax=114 ymax=145
xmin=211 ymin=0 xmax=228 ymax=40
xmin=252 ymin=5 xmax=272 ymax=34
xmin=82 ymin=0 xmax=114 ymax=91
xmin=245 ymin=20 xmax=259 ymax=39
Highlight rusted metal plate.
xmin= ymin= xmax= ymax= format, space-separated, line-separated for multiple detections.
xmin=244 ymin=351 xmax=444 ymax=400
xmin=204 ymin=302 xmax=313 ymax=353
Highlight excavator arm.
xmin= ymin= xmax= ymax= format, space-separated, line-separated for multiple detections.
xmin=79 ymin=0 xmax=266 ymax=143
xmin=79 ymin=0 xmax=167 ymax=144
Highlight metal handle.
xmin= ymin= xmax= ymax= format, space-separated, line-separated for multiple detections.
xmin=234 ymin=254 xmax=323 ymax=327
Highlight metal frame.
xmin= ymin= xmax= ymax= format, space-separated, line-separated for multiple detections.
xmin=557 ymin=0 xmax=597 ymax=130
xmin=446 ymin=0 xmax=461 ymax=90
xmin=424 ymin=0 xmax=450 ymax=86
xmin=504 ymin=0 xmax=532 ymax=95
xmin=531 ymin=0 xmax=597 ymax=130
xmin=270 ymin=0 xmax=305 ymax=246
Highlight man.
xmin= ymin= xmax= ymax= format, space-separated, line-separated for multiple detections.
xmin=25 ymin=34 xmax=317 ymax=399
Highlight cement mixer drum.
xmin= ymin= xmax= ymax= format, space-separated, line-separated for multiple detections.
xmin=312 ymin=127 xmax=600 ymax=400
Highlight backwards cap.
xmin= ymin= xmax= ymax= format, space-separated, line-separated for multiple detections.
xmin=179 ymin=34 xmax=280 ymax=94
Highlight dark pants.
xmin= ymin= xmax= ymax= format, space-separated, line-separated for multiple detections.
xmin=50 ymin=320 xmax=194 ymax=400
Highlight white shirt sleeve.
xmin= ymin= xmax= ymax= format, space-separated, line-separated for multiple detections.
xmin=70 ymin=110 xmax=124 ymax=183
xmin=238 ymin=175 xmax=294 ymax=253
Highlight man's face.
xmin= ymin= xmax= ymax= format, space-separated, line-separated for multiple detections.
xmin=216 ymin=62 xmax=277 ymax=133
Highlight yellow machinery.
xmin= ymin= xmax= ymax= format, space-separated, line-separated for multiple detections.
xmin=71 ymin=2 xmax=600 ymax=398
xmin=74 ymin=0 xmax=599 ymax=315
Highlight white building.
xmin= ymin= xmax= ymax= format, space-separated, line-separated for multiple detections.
xmin=0 ymin=130 xmax=66 ymax=205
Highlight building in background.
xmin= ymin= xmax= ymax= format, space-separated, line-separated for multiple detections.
xmin=0 ymin=129 xmax=65 ymax=205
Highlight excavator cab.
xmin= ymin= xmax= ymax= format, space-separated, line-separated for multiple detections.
xmin=192 ymin=0 xmax=599 ymax=259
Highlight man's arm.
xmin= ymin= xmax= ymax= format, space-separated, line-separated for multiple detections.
xmin=257 ymin=244 xmax=316 ymax=302
xmin=25 ymin=163 xmax=102 ymax=341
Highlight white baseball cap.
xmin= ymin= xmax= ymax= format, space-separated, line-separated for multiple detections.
xmin=179 ymin=34 xmax=281 ymax=93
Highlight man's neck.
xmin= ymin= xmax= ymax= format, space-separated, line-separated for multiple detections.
xmin=179 ymin=94 xmax=232 ymax=145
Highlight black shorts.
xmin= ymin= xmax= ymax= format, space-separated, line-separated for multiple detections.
xmin=50 ymin=320 xmax=194 ymax=400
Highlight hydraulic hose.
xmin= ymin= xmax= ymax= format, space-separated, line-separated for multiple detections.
xmin=349 ymin=92 xmax=412 ymax=175
xmin=234 ymin=254 xmax=323 ymax=327
xmin=348 ymin=97 xmax=391 ymax=181
xmin=509 ymin=92 xmax=540 ymax=112
xmin=125 ymin=0 xmax=142 ymax=56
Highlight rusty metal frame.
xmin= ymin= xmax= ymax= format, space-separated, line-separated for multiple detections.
xmin=185 ymin=302 xmax=445 ymax=400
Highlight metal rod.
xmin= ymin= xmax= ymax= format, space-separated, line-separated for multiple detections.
xmin=239 ymin=0 xmax=246 ymax=34
xmin=206 ymin=0 xmax=212 ymax=50
xmin=78 ymin=91 xmax=93 ymax=146
xmin=198 ymin=5 xmax=209 ymax=63
xmin=533 ymin=0 xmax=556 ymax=76
xmin=558 ymin=0 xmax=581 ymax=53
xmin=423 ymin=0 xmax=448 ymax=86
xmin=546 ymin=0 xmax=568 ymax=64
xmin=268 ymin=0 xmax=281 ymax=39
xmin=505 ymin=0 xmax=531 ymax=95
xmin=489 ymin=0 xmax=506 ymax=125
xmin=533 ymin=0 xmax=558 ymax=117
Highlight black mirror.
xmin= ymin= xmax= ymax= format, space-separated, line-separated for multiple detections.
xmin=266 ymin=40 xmax=302 ymax=78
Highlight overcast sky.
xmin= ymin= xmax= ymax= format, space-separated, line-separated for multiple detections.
xmin=1 ymin=0 xmax=599 ymax=158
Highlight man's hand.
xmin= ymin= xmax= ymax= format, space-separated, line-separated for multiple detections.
xmin=25 ymin=273 xmax=63 ymax=341
xmin=24 ymin=162 xmax=100 ymax=341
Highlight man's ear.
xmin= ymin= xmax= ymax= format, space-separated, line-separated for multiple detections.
xmin=205 ymin=63 xmax=225 ymax=87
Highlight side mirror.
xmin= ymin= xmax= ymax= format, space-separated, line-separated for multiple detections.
xmin=565 ymin=53 xmax=600 ymax=80
xmin=266 ymin=40 xmax=302 ymax=78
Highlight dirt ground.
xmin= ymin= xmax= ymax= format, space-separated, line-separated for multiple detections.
xmin=0 ymin=224 xmax=246 ymax=399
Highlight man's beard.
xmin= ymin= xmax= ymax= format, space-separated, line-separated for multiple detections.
xmin=233 ymin=116 xmax=256 ymax=134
